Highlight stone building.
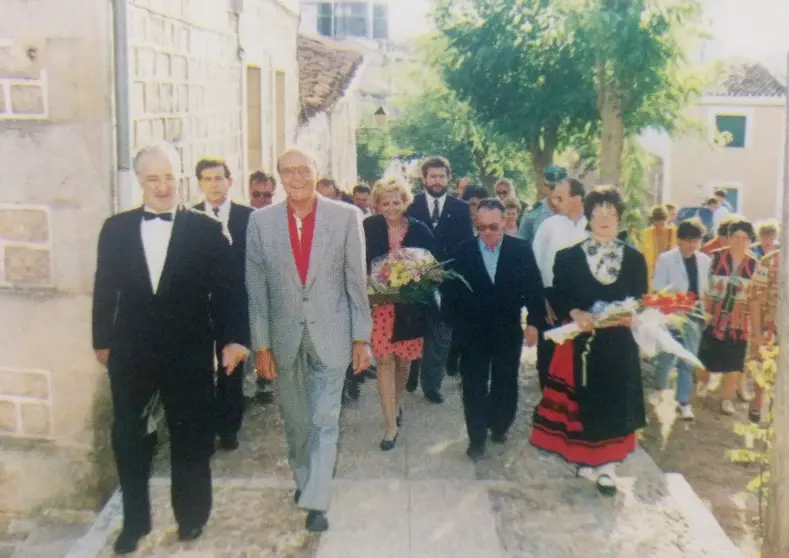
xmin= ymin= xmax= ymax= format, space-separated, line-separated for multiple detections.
xmin=0 ymin=0 xmax=300 ymax=513
xmin=296 ymin=34 xmax=363 ymax=191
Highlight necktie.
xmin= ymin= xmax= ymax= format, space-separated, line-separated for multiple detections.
xmin=212 ymin=207 xmax=220 ymax=217
xmin=431 ymin=198 xmax=440 ymax=228
xmin=143 ymin=211 xmax=173 ymax=222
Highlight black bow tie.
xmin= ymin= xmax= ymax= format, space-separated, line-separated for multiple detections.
xmin=143 ymin=211 xmax=173 ymax=222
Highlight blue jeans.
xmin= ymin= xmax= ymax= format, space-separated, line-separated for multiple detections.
xmin=654 ymin=317 xmax=703 ymax=405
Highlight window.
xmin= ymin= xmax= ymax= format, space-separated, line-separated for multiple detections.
xmin=372 ymin=4 xmax=388 ymax=39
xmin=715 ymin=114 xmax=747 ymax=148
xmin=335 ymin=2 xmax=368 ymax=38
xmin=317 ymin=3 xmax=333 ymax=37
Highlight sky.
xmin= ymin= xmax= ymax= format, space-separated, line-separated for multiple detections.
xmin=387 ymin=0 xmax=789 ymax=73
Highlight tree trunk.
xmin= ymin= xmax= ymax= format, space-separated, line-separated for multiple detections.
xmin=598 ymin=80 xmax=625 ymax=185
xmin=528 ymin=126 xmax=557 ymax=192
xmin=762 ymin=50 xmax=789 ymax=558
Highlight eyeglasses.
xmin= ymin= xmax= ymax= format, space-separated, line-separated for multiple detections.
xmin=279 ymin=165 xmax=312 ymax=178
xmin=251 ymin=191 xmax=274 ymax=199
xmin=477 ymin=224 xmax=502 ymax=232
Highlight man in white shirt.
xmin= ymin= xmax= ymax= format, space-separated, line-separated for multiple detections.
xmin=531 ymin=177 xmax=587 ymax=389
xmin=652 ymin=219 xmax=711 ymax=420
xmin=92 ymin=144 xmax=248 ymax=553
xmin=193 ymin=157 xmax=254 ymax=450
xmin=708 ymin=195 xmax=731 ymax=229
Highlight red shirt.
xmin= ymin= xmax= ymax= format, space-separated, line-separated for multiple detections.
xmin=287 ymin=199 xmax=317 ymax=285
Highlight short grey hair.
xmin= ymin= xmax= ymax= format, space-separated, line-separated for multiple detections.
xmin=133 ymin=142 xmax=182 ymax=177
xmin=276 ymin=147 xmax=318 ymax=172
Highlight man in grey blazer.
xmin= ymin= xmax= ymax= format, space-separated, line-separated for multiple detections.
xmin=246 ymin=148 xmax=372 ymax=533
xmin=652 ymin=219 xmax=711 ymax=420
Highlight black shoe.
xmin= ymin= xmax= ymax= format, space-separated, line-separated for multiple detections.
xmin=306 ymin=510 xmax=329 ymax=533
xmin=113 ymin=528 xmax=151 ymax=555
xmin=596 ymin=474 xmax=617 ymax=497
xmin=490 ymin=431 xmax=507 ymax=443
xmin=294 ymin=489 xmax=301 ymax=504
xmin=424 ymin=390 xmax=444 ymax=404
xmin=466 ymin=444 xmax=485 ymax=462
xmin=406 ymin=373 xmax=418 ymax=393
xmin=178 ymin=525 xmax=204 ymax=541
xmin=219 ymin=433 xmax=239 ymax=451
xmin=380 ymin=432 xmax=398 ymax=451
xmin=396 ymin=407 xmax=403 ymax=428
xmin=346 ymin=377 xmax=361 ymax=401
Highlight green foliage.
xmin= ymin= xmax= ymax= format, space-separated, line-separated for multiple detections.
xmin=389 ymin=80 xmax=536 ymax=194
xmin=356 ymin=111 xmax=396 ymax=184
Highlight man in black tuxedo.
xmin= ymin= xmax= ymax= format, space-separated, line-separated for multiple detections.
xmin=441 ymin=198 xmax=545 ymax=461
xmin=406 ymin=156 xmax=474 ymax=403
xmin=92 ymin=144 xmax=249 ymax=554
xmin=193 ymin=157 xmax=254 ymax=450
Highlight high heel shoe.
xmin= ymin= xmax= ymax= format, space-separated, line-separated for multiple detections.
xmin=380 ymin=431 xmax=398 ymax=451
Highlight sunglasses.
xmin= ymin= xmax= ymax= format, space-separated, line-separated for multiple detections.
xmin=251 ymin=191 xmax=274 ymax=199
xmin=477 ymin=224 xmax=502 ymax=232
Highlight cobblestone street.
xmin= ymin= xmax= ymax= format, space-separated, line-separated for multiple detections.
xmin=68 ymin=354 xmax=741 ymax=558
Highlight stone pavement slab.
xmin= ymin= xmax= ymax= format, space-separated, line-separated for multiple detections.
xmin=72 ymin=356 xmax=740 ymax=558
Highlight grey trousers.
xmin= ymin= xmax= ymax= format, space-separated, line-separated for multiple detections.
xmin=417 ymin=310 xmax=453 ymax=393
xmin=275 ymin=330 xmax=345 ymax=512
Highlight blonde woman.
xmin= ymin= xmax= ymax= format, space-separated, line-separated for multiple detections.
xmin=503 ymin=197 xmax=522 ymax=236
xmin=363 ymin=177 xmax=436 ymax=450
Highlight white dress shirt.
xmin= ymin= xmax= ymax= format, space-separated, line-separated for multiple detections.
xmin=140 ymin=206 xmax=175 ymax=293
xmin=425 ymin=192 xmax=447 ymax=220
xmin=712 ymin=205 xmax=731 ymax=228
xmin=532 ymin=213 xmax=589 ymax=287
xmin=205 ymin=198 xmax=232 ymax=243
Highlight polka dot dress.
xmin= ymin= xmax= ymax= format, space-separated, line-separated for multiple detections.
xmin=370 ymin=223 xmax=424 ymax=361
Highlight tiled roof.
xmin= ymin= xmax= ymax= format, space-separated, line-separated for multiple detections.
xmin=707 ymin=62 xmax=786 ymax=97
xmin=298 ymin=35 xmax=364 ymax=122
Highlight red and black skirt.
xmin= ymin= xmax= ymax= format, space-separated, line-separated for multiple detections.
xmin=530 ymin=327 xmax=646 ymax=468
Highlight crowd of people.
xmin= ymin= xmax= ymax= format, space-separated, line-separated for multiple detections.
xmin=91 ymin=143 xmax=780 ymax=554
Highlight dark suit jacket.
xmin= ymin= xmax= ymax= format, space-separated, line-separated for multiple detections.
xmin=194 ymin=201 xmax=254 ymax=346
xmin=441 ymin=235 xmax=546 ymax=331
xmin=92 ymin=206 xmax=243 ymax=375
xmin=407 ymin=192 xmax=473 ymax=260
xmin=363 ymin=214 xmax=436 ymax=271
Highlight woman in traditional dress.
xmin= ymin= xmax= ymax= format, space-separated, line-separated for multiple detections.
xmin=696 ymin=218 xmax=759 ymax=415
xmin=363 ymin=176 xmax=435 ymax=451
xmin=531 ymin=186 xmax=648 ymax=496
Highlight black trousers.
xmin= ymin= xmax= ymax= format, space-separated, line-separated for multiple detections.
xmin=109 ymin=358 xmax=215 ymax=533
xmin=458 ymin=326 xmax=523 ymax=447
xmin=214 ymin=342 xmax=244 ymax=437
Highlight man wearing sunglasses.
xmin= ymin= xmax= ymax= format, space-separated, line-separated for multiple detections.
xmin=249 ymin=170 xmax=276 ymax=209
xmin=441 ymin=198 xmax=546 ymax=461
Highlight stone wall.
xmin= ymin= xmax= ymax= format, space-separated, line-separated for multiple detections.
xmin=0 ymin=0 xmax=117 ymax=512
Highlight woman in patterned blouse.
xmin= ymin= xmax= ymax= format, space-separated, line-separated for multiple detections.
xmin=696 ymin=218 xmax=759 ymax=415
xmin=531 ymin=186 xmax=648 ymax=496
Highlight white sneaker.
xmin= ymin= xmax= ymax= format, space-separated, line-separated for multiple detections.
xmin=679 ymin=404 xmax=695 ymax=421
xmin=721 ymin=400 xmax=735 ymax=415
xmin=696 ymin=381 xmax=709 ymax=398
xmin=738 ymin=376 xmax=755 ymax=402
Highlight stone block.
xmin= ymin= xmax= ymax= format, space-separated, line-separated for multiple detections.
xmin=0 ymin=208 xmax=48 ymax=242
xmin=165 ymin=118 xmax=182 ymax=141
xmin=0 ymin=43 xmax=42 ymax=79
xmin=137 ymin=48 xmax=154 ymax=77
xmin=144 ymin=82 xmax=159 ymax=113
xmin=0 ymin=90 xmax=6 ymax=114
xmin=0 ymin=400 xmax=17 ymax=433
xmin=3 ymin=245 xmax=51 ymax=286
xmin=179 ymin=85 xmax=188 ymax=111
xmin=172 ymin=55 xmax=188 ymax=81
xmin=161 ymin=83 xmax=173 ymax=112
xmin=132 ymin=82 xmax=144 ymax=115
xmin=156 ymin=53 xmax=170 ymax=79
xmin=9 ymin=84 xmax=45 ymax=115
xmin=151 ymin=118 xmax=164 ymax=141
xmin=20 ymin=403 xmax=50 ymax=437
xmin=0 ymin=370 xmax=49 ymax=400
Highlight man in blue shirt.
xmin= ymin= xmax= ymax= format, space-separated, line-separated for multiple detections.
xmin=441 ymin=199 xmax=546 ymax=461
xmin=518 ymin=164 xmax=567 ymax=244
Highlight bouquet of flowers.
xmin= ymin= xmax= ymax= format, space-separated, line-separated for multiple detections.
xmin=367 ymin=247 xmax=469 ymax=306
xmin=544 ymin=296 xmax=704 ymax=370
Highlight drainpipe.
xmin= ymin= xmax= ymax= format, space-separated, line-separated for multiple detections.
xmin=112 ymin=0 xmax=134 ymax=212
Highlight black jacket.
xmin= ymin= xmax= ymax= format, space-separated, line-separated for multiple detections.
xmin=194 ymin=201 xmax=254 ymax=346
xmin=363 ymin=214 xmax=436 ymax=271
xmin=92 ymin=206 xmax=243 ymax=372
xmin=441 ymin=235 xmax=546 ymax=330
xmin=406 ymin=192 xmax=473 ymax=260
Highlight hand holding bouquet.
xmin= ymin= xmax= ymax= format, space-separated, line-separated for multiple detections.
xmin=367 ymin=247 xmax=470 ymax=306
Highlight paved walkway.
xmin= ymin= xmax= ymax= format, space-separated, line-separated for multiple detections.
xmin=66 ymin=353 xmax=741 ymax=558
